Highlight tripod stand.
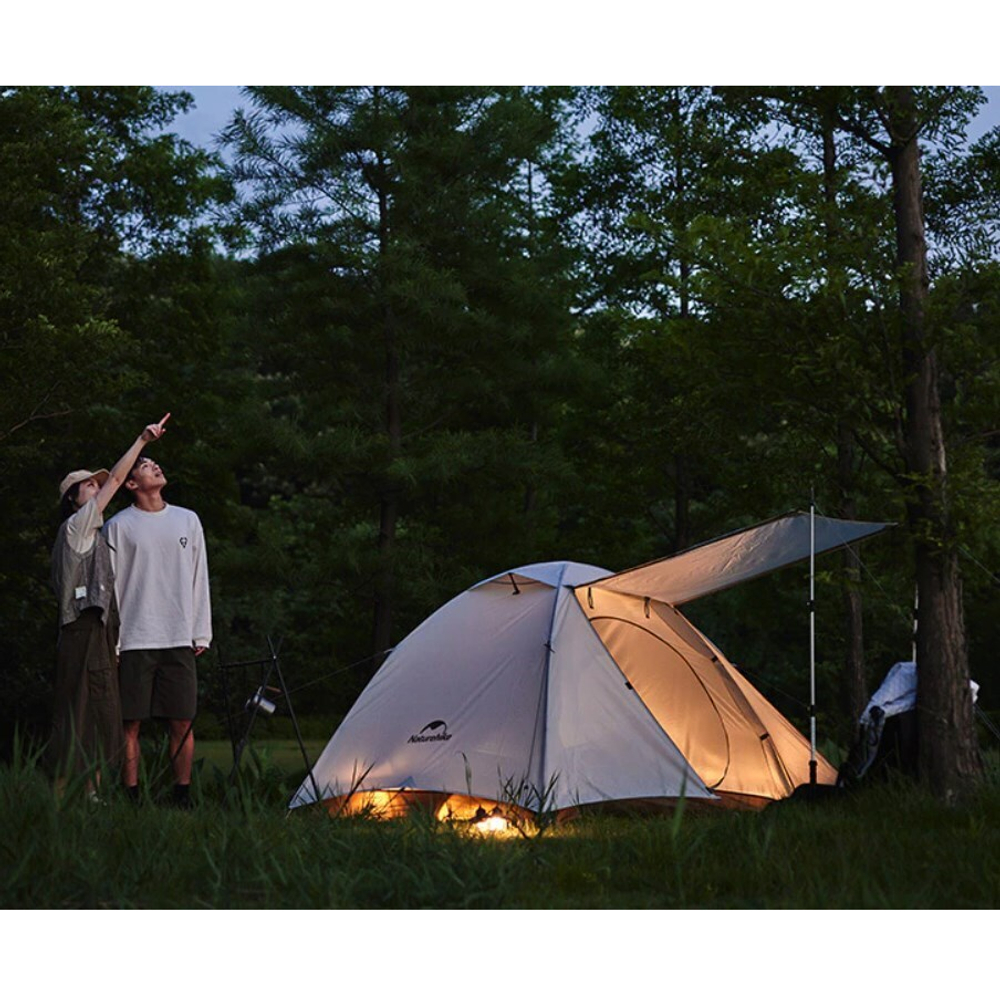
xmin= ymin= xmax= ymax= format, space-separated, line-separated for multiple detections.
xmin=218 ymin=636 xmax=320 ymax=804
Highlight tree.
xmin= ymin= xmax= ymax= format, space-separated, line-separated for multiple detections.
xmin=717 ymin=84 xmax=903 ymax=726
xmin=554 ymin=87 xmax=797 ymax=564
xmin=222 ymin=87 xmax=579 ymax=689
xmin=877 ymin=86 xmax=983 ymax=799
xmin=563 ymin=86 xmax=999 ymax=765
xmin=720 ymin=86 xmax=990 ymax=795
xmin=0 ymin=86 xmax=228 ymax=745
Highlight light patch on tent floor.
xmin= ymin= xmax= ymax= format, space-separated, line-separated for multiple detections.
xmin=324 ymin=789 xmax=532 ymax=835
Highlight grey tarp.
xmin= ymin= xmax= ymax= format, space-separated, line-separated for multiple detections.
xmin=590 ymin=512 xmax=892 ymax=606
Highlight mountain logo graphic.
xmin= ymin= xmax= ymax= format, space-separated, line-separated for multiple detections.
xmin=408 ymin=720 xmax=452 ymax=744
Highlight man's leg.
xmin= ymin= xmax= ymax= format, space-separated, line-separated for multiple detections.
xmin=122 ymin=720 xmax=141 ymax=789
xmin=168 ymin=719 xmax=194 ymax=786
xmin=152 ymin=648 xmax=197 ymax=806
xmin=168 ymin=718 xmax=194 ymax=809
xmin=119 ymin=649 xmax=152 ymax=796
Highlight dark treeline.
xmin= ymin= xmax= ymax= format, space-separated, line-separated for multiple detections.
xmin=3 ymin=87 xmax=999 ymax=797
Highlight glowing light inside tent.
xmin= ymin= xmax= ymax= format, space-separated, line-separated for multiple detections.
xmin=473 ymin=814 xmax=511 ymax=834
xmin=362 ymin=791 xmax=397 ymax=814
xmin=332 ymin=790 xmax=411 ymax=818
xmin=468 ymin=805 xmax=513 ymax=835
xmin=430 ymin=798 xmax=523 ymax=835
xmin=327 ymin=790 xmax=528 ymax=829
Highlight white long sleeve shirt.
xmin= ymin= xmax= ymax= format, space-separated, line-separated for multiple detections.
xmin=104 ymin=503 xmax=212 ymax=652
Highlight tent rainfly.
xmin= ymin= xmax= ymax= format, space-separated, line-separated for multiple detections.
xmin=291 ymin=512 xmax=890 ymax=822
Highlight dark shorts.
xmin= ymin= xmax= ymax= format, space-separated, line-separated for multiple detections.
xmin=119 ymin=647 xmax=197 ymax=721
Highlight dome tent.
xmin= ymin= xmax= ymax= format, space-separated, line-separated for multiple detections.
xmin=290 ymin=513 xmax=888 ymax=821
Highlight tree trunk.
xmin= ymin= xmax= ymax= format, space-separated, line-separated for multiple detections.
xmin=838 ymin=422 xmax=868 ymax=726
xmin=672 ymin=454 xmax=693 ymax=553
xmin=885 ymin=86 xmax=981 ymax=800
xmin=671 ymin=93 xmax=693 ymax=556
xmin=372 ymin=326 xmax=400 ymax=672
xmin=372 ymin=158 xmax=401 ymax=675
xmin=823 ymin=116 xmax=867 ymax=728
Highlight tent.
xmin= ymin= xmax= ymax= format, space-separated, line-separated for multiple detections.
xmin=291 ymin=512 xmax=889 ymax=821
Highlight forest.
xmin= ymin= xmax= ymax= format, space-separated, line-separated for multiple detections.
xmin=2 ymin=86 xmax=998 ymax=800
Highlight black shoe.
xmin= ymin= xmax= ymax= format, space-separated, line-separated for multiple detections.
xmin=123 ymin=784 xmax=141 ymax=805
xmin=172 ymin=784 xmax=193 ymax=810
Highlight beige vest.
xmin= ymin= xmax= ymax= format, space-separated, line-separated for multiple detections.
xmin=51 ymin=515 xmax=116 ymax=627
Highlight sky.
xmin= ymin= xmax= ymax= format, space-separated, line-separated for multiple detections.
xmin=165 ymin=85 xmax=1000 ymax=154
xmin=164 ymin=86 xmax=245 ymax=150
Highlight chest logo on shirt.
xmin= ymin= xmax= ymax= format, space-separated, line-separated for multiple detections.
xmin=179 ymin=537 xmax=188 ymax=548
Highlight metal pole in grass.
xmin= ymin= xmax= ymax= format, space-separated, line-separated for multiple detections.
xmin=266 ymin=634 xmax=321 ymax=806
xmin=809 ymin=494 xmax=818 ymax=786
xmin=217 ymin=639 xmax=238 ymax=762
xmin=219 ymin=637 xmax=320 ymax=805
xmin=224 ymin=641 xmax=282 ymax=778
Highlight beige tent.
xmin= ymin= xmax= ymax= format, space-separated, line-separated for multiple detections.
xmin=291 ymin=513 xmax=888 ymax=822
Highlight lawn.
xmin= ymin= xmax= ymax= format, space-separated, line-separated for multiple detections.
xmin=195 ymin=737 xmax=327 ymax=787
xmin=3 ymin=738 xmax=999 ymax=909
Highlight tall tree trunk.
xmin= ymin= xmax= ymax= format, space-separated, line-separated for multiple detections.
xmin=372 ymin=158 xmax=401 ymax=675
xmin=523 ymin=421 xmax=539 ymax=516
xmin=671 ymin=92 xmax=693 ymax=555
xmin=885 ymin=86 xmax=981 ymax=800
xmin=838 ymin=421 xmax=868 ymax=725
xmin=372 ymin=312 xmax=401 ymax=672
xmin=522 ymin=162 xmax=539 ymax=525
xmin=672 ymin=454 xmax=692 ymax=553
xmin=823 ymin=114 xmax=868 ymax=727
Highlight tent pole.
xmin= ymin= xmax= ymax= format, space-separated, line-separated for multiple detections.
xmin=809 ymin=495 xmax=818 ymax=786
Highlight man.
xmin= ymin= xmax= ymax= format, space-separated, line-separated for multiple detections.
xmin=104 ymin=453 xmax=211 ymax=807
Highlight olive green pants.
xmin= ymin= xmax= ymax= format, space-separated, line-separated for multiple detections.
xmin=50 ymin=607 xmax=123 ymax=776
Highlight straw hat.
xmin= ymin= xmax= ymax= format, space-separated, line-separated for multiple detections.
xmin=58 ymin=468 xmax=109 ymax=501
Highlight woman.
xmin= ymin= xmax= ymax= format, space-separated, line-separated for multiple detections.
xmin=50 ymin=414 xmax=170 ymax=792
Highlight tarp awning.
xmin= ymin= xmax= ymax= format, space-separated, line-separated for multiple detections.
xmin=586 ymin=512 xmax=892 ymax=606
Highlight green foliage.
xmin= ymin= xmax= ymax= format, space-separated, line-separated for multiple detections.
xmin=0 ymin=87 xmax=231 ymax=743
xmin=215 ymin=87 xmax=582 ymax=705
xmin=3 ymin=85 xmax=999 ymax=758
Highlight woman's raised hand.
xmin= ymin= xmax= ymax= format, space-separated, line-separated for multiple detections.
xmin=142 ymin=412 xmax=171 ymax=442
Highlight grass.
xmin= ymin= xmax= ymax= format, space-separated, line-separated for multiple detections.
xmin=195 ymin=737 xmax=327 ymax=783
xmin=3 ymin=738 xmax=999 ymax=909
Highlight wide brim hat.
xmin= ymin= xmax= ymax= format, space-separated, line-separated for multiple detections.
xmin=58 ymin=468 xmax=110 ymax=501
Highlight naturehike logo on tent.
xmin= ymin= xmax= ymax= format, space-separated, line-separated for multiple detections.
xmin=408 ymin=720 xmax=452 ymax=744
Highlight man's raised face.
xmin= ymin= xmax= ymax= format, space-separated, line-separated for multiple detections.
xmin=127 ymin=456 xmax=167 ymax=493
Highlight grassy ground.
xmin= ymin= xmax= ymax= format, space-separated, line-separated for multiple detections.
xmin=195 ymin=737 xmax=326 ymax=785
xmin=4 ymin=739 xmax=999 ymax=909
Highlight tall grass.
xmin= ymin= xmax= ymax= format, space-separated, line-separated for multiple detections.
xmin=3 ymin=741 xmax=999 ymax=908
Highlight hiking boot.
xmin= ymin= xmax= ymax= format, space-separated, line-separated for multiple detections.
xmin=171 ymin=784 xmax=194 ymax=810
